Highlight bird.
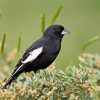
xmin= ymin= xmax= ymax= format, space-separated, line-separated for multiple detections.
xmin=3 ymin=25 xmax=70 ymax=88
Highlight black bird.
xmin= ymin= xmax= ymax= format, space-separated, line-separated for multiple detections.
xmin=3 ymin=25 xmax=70 ymax=88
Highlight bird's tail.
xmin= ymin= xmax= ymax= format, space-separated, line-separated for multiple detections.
xmin=2 ymin=75 xmax=17 ymax=89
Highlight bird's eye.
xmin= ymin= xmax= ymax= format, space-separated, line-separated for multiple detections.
xmin=56 ymin=28 xmax=60 ymax=32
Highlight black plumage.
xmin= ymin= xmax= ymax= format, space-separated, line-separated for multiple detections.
xmin=3 ymin=25 xmax=70 ymax=88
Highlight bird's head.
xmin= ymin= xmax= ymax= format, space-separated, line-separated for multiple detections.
xmin=43 ymin=25 xmax=70 ymax=39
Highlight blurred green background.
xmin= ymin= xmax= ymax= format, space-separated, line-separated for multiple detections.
xmin=0 ymin=0 xmax=100 ymax=70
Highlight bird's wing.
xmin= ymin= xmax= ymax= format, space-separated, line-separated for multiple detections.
xmin=12 ymin=46 xmax=44 ymax=76
xmin=11 ymin=37 xmax=46 ymax=75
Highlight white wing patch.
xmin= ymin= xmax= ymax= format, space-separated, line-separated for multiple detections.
xmin=22 ymin=47 xmax=43 ymax=64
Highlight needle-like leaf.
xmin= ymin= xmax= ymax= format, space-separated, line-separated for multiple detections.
xmin=0 ymin=33 xmax=6 ymax=55
xmin=51 ymin=6 xmax=63 ymax=25
xmin=41 ymin=14 xmax=45 ymax=33
xmin=81 ymin=36 xmax=100 ymax=52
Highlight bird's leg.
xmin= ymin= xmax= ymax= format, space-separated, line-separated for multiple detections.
xmin=34 ymin=70 xmax=42 ymax=82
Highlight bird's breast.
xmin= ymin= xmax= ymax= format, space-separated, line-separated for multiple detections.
xmin=45 ymin=42 xmax=61 ymax=57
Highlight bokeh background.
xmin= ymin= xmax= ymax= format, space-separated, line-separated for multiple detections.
xmin=0 ymin=0 xmax=100 ymax=70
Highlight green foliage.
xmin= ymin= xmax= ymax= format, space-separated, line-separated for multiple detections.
xmin=81 ymin=35 xmax=100 ymax=53
xmin=0 ymin=54 xmax=100 ymax=99
xmin=0 ymin=33 xmax=6 ymax=55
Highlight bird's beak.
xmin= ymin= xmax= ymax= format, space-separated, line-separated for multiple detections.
xmin=61 ymin=29 xmax=70 ymax=35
